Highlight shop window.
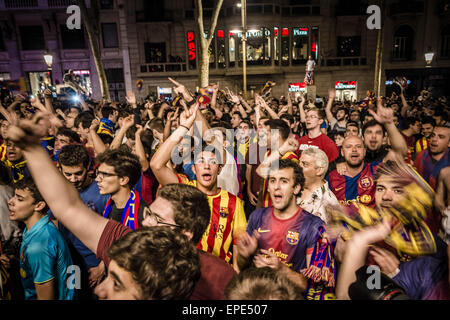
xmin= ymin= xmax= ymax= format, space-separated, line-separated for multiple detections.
xmin=292 ymin=27 xmax=309 ymax=65
xmin=20 ymin=26 xmax=45 ymax=50
xmin=217 ymin=30 xmax=226 ymax=68
xmin=145 ymin=42 xmax=166 ymax=63
xmin=281 ymin=28 xmax=290 ymax=66
xmin=239 ymin=28 xmax=271 ymax=66
xmin=274 ymin=27 xmax=279 ymax=65
xmin=229 ymin=34 xmax=237 ymax=67
xmin=337 ymin=36 xmax=361 ymax=57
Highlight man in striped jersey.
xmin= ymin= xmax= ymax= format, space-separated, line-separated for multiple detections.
xmin=150 ymin=105 xmax=247 ymax=269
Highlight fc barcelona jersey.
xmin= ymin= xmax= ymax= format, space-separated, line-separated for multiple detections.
xmin=246 ymin=207 xmax=324 ymax=272
xmin=177 ymin=175 xmax=248 ymax=263
xmin=327 ymin=162 xmax=378 ymax=208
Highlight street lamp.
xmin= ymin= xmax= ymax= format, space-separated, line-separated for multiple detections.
xmin=43 ymin=51 xmax=54 ymax=85
xmin=425 ymin=51 xmax=435 ymax=67
xmin=44 ymin=51 xmax=53 ymax=70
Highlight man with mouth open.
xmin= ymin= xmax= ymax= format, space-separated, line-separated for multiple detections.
xmin=327 ymin=135 xmax=378 ymax=208
xmin=150 ymin=104 xmax=247 ymax=270
xmin=236 ymin=159 xmax=336 ymax=300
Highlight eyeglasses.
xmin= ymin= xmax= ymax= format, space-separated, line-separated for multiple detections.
xmin=95 ymin=169 xmax=118 ymax=179
xmin=142 ymin=207 xmax=182 ymax=228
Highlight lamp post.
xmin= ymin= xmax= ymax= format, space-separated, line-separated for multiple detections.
xmin=425 ymin=51 xmax=435 ymax=68
xmin=43 ymin=51 xmax=53 ymax=85
xmin=239 ymin=0 xmax=247 ymax=99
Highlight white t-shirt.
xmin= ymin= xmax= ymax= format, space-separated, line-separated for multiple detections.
xmin=306 ymin=60 xmax=316 ymax=72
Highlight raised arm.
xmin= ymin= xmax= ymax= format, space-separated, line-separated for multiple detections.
xmin=150 ymin=104 xmax=199 ymax=185
xmin=6 ymin=113 xmax=108 ymax=254
xmin=298 ymin=92 xmax=306 ymax=123
xmin=399 ymin=88 xmax=411 ymax=118
xmin=336 ymin=220 xmax=391 ymax=300
xmin=134 ymin=125 xmax=149 ymax=171
xmin=88 ymin=118 xmax=107 ymax=155
xmin=109 ymin=115 xmax=134 ymax=150
xmin=325 ymin=89 xmax=337 ymax=125
xmin=369 ymin=97 xmax=408 ymax=157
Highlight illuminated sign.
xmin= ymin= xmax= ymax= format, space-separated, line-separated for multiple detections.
xmin=274 ymin=27 xmax=279 ymax=37
xmin=335 ymin=81 xmax=357 ymax=90
xmin=229 ymin=29 xmax=271 ymax=38
xmin=289 ymin=82 xmax=306 ymax=92
xmin=282 ymin=28 xmax=289 ymax=37
xmin=187 ymin=31 xmax=196 ymax=61
xmin=72 ymin=70 xmax=90 ymax=75
xmin=217 ymin=30 xmax=224 ymax=38
xmin=293 ymin=27 xmax=308 ymax=36
xmin=386 ymin=80 xmax=411 ymax=85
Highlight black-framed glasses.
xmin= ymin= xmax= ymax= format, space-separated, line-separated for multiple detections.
xmin=143 ymin=207 xmax=182 ymax=228
xmin=95 ymin=169 xmax=118 ymax=179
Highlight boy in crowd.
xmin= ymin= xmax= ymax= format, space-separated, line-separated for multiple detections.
xmin=8 ymin=178 xmax=74 ymax=300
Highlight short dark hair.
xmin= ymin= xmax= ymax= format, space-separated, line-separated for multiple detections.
xmin=101 ymin=106 xmax=116 ymax=119
xmin=336 ymin=107 xmax=349 ymax=116
xmin=126 ymin=126 xmax=138 ymax=140
xmin=280 ymin=113 xmax=295 ymax=126
xmin=58 ymin=144 xmax=91 ymax=169
xmin=74 ymin=111 xmax=95 ymax=130
xmin=232 ymin=112 xmax=243 ymax=119
xmin=269 ymin=159 xmax=305 ymax=197
xmin=148 ymin=118 xmax=164 ymax=133
xmin=362 ymin=120 xmax=386 ymax=137
xmin=96 ymin=149 xmax=142 ymax=188
xmin=14 ymin=177 xmax=49 ymax=213
xmin=98 ymin=133 xmax=114 ymax=145
xmin=402 ymin=117 xmax=420 ymax=130
xmin=107 ymin=226 xmax=201 ymax=300
xmin=158 ymin=184 xmax=210 ymax=244
xmin=421 ymin=116 xmax=436 ymax=127
xmin=225 ymin=267 xmax=303 ymax=300
xmin=56 ymin=128 xmax=81 ymax=144
xmin=265 ymin=119 xmax=291 ymax=141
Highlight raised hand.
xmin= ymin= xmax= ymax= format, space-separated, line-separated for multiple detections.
xmin=7 ymin=112 xmax=52 ymax=150
xmin=179 ymin=103 xmax=199 ymax=129
xmin=369 ymin=97 xmax=394 ymax=125
xmin=90 ymin=118 xmax=100 ymax=132
xmin=368 ymin=246 xmax=400 ymax=277
xmin=122 ymin=114 xmax=135 ymax=129
xmin=236 ymin=229 xmax=260 ymax=259
xmin=328 ymin=88 xmax=336 ymax=101
xmin=135 ymin=124 xmax=144 ymax=136
xmin=125 ymin=91 xmax=137 ymax=105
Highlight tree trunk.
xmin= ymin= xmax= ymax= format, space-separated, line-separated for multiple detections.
xmin=194 ymin=0 xmax=224 ymax=89
xmin=78 ymin=0 xmax=110 ymax=101
xmin=199 ymin=50 xmax=210 ymax=88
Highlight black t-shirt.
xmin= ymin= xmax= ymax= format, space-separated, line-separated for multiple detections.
xmin=107 ymin=199 xmax=147 ymax=227
xmin=365 ymin=145 xmax=390 ymax=164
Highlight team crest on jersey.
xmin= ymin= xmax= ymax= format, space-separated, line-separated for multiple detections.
xmin=359 ymin=176 xmax=374 ymax=189
xmin=219 ymin=207 xmax=229 ymax=218
xmin=286 ymin=231 xmax=299 ymax=245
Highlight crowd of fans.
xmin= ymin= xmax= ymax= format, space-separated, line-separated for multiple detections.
xmin=0 ymin=78 xmax=448 ymax=300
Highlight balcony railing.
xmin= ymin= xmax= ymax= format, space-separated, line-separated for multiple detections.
xmin=48 ymin=0 xmax=78 ymax=7
xmin=5 ymin=0 xmax=37 ymax=8
xmin=320 ymin=57 xmax=367 ymax=67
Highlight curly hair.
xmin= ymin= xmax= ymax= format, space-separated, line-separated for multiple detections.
xmin=158 ymin=183 xmax=211 ymax=244
xmin=58 ymin=144 xmax=91 ymax=168
xmin=225 ymin=267 xmax=303 ymax=300
xmin=96 ymin=148 xmax=142 ymax=188
xmin=107 ymin=226 xmax=201 ymax=300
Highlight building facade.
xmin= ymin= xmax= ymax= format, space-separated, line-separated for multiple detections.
xmin=1 ymin=0 xmax=449 ymax=101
